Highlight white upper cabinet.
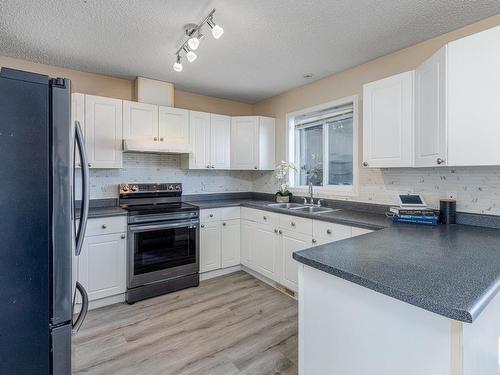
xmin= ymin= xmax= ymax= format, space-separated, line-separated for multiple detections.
xmin=231 ymin=116 xmax=275 ymax=170
xmin=210 ymin=114 xmax=231 ymax=169
xmin=363 ymin=71 xmax=414 ymax=168
xmin=85 ymin=95 xmax=123 ymax=168
xmin=183 ymin=111 xmax=231 ymax=170
xmin=415 ymin=47 xmax=447 ymax=167
xmin=123 ymin=100 xmax=159 ymax=141
xmin=188 ymin=111 xmax=211 ymax=169
xmin=446 ymin=26 xmax=500 ymax=166
xmin=158 ymin=106 xmax=189 ymax=144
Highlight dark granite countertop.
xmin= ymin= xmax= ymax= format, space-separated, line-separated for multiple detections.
xmin=189 ymin=199 xmax=390 ymax=230
xmin=294 ymin=224 xmax=500 ymax=323
xmin=80 ymin=196 xmax=500 ymax=322
xmin=76 ymin=206 xmax=127 ymax=219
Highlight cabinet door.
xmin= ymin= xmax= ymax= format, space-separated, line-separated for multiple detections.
xmin=363 ymin=72 xmax=414 ymax=167
xmin=241 ymin=219 xmax=257 ymax=267
xmin=77 ymin=233 xmax=126 ymax=301
xmin=71 ymin=93 xmax=85 ymax=168
xmin=200 ymin=221 xmax=221 ymax=272
xmin=253 ymin=224 xmax=280 ymax=281
xmin=258 ymin=117 xmax=275 ymax=170
xmin=158 ymin=106 xmax=189 ymax=144
xmin=189 ymin=111 xmax=211 ymax=169
xmin=415 ymin=47 xmax=447 ymax=167
xmin=210 ymin=114 xmax=231 ymax=169
xmin=447 ymin=26 xmax=500 ymax=166
xmin=231 ymin=116 xmax=259 ymax=170
xmin=85 ymin=95 xmax=123 ymax=168
xmin=221 ymin=219 xmax=240 ymax=268
xmin=280 ymin=230 xmax=311 ymax=292
xmin=123 ymin=100 xmax=159 ymax=141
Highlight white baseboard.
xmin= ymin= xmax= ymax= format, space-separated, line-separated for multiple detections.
xmin=200 ymin=265 xmax=242 ymax=281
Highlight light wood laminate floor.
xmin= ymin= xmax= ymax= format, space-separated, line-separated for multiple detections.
xmin=72 ymin=271 xmax=298 ymax=375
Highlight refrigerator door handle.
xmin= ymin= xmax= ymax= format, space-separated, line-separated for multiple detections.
xmin=74 ymin=121 xmax=89 ymax=256
xmin=71 ymin=281 xmax=88 ymax=336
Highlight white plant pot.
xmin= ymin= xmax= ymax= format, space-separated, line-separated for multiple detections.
xmin=276 ymin=195 xmax=290 ymax=203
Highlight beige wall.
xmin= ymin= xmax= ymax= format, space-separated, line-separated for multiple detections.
xmin=0 ymin=55 xmax=252 ymax=116
xmin=252 ymin=13 xmax=500 ymax=163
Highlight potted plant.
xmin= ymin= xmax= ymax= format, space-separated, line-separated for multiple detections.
xmin=275 ymin=161 xmax=297 ymax=203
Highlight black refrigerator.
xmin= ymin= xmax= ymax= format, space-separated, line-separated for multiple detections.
xmin=0 ymin=68 xmax=90 ymax=374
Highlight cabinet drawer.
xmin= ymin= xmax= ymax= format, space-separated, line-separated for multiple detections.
xmin=313 ymin=220 xmax=352 ymax=242
xmin=241 ymin=207 xmax=279 ymax=227
xmin=200 ymin=207 xmax=240 ymax=223
xmin=279 ymin=214 xmax=312 ymax=235
xmin=85 ymin=216 xmax=127 ymax=237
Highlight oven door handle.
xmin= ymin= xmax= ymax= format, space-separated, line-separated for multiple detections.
xmin=128 ymin=220 xmax=199 ymax=232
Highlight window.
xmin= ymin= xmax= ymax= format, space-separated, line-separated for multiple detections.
xmin=288 ymin=96 xmax=358 ymax=194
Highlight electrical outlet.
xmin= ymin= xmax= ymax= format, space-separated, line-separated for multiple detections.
xmin=446 ymin=192 xmax=457 ymax=200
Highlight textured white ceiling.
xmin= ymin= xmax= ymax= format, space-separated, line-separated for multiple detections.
xmin=0 ymin=0 xmax=499 ymax=103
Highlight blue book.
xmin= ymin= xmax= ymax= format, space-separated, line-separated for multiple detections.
xmin=392 ymin=215 xmax=438 ymax=226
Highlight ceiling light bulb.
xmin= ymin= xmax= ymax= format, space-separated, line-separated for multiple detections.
xmin=186 ymin=50 xmax=197 ymax=63
xmin=211 ymin=24 xmax=224 ymax=39
xmin=188 ymin=36 xmax=200 ymax=50
xmin=173 ymin=55 xmax=183 ymax=72
xmin=208 ymin=17 xmax=224 ymax=39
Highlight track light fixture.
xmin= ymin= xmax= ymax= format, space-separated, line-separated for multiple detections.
xmin=173 ymin=8 xmax=224 ymax=72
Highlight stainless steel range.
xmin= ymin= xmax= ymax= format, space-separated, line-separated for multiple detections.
xmin=119 ymin=183 xmax=200 ymax=303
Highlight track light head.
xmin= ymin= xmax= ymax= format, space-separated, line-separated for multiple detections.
xmin=173 ymin=55 xmax=183 ymax=72
xmin=207 ymin=17 xmax=224 ymax=39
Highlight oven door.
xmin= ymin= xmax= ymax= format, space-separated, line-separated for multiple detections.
xmin=127 ymin=219 xmax=199 ymax=288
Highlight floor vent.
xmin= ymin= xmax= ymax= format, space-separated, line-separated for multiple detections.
xmin=275 ymin=283 xmax=296 ymax=298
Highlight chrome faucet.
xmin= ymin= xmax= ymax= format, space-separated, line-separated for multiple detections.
xmin=303 ymin=182 xmax=322 ymax=206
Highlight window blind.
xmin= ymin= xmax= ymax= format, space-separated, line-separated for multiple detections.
xmin=294 ymin=104 xmax=353 ymax=129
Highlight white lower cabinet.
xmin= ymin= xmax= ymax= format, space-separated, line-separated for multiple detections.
xmin=221 ymin=219 xmax=241 ymax=268
xmin=200 ymin=208 xmax=241 ymax=273
xmin=253 ymin=223 xmax=281 ymax=281
xmin=280 ymin=230 xmax=312 ymax=291
xmin=76 ymin=217 xmax=127 ymax=307
xmin=200 ymin=221 xmax=222 ymax=272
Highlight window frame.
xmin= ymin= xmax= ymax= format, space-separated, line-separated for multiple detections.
xmin=286 ymin=95 xmax=359 ymax=196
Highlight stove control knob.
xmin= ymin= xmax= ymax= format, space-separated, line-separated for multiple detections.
xmin=175 ymin=185 xmax=181 ymax=190
xmin=131 ymin=185 xmax=138 ymax=192
xmin=122 ymin=185 xmax=129 ymax=193
xmin=168 ymin=185 xmax=174 ymax=190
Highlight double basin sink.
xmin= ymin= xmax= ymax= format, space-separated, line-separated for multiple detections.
xmin=267 ymin=202 xmax=339 ymax=214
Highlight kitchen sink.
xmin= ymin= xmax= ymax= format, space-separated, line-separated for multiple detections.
xmin=290 ymin=206 xmax=339 ymax=214
xmin=267 ymin=203 xmax=305 ymax=209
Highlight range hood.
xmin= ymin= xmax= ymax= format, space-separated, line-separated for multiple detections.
xmin=123 ymin=139 xmax=192 ymax=154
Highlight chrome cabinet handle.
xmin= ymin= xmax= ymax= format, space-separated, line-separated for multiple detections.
xmin=274 ymin=229 xmax=278 ymax=233
xmin=263 ymin=216 xmax=267 ymax=220
xmin=201 ymin=224 xmax=205 ymax=228
xmin=160 ymin=137 xmax=164 ymax=141
xmin=278 ymin=230 xmax=282 ymax=235
xmin=326 ymin=229 xmax=332 ymax=235
xmin=206 ymin=165 xmax=210 ymax=168
xmin=87 ymin=163 xmax=92 ymax=168
xmin=209 ymin=214 xmax=213 ymax=218
xmin=222 ymin=222 xmax=226 ymax=226
xmin=101 ymin=224 xmax=107 ymax=229
xmin=362 ymin=161 xmax=368 ymax=167
xmin=312 ymin=238 xmax=317 ymax=244
xmin=291 ymin=221 xmax=296 ymax=227
xmin=436 ymin=158 xmax=445 ymax=165
xmin=211 ymin=165 xmax=215 ymax=168
xmin=154 ymin=137 xmax=158 ymax=141
xmin=121 ymin=234 xmax=126 ymax=239
xmin=254 ymin=166 xmax=258 ymax=170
